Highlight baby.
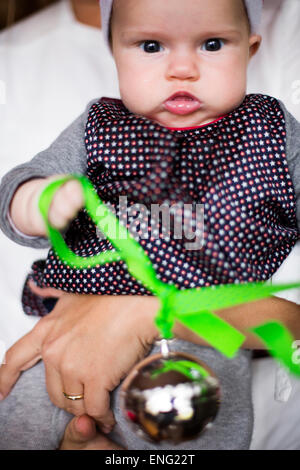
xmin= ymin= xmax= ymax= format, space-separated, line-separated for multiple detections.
xmin=1 ymin=0 xmax=300 ymax=450
xmin=4 ymin=0 xmax=299 ymax=298
xmin=9 ymin=0 xmax=265 ymax=237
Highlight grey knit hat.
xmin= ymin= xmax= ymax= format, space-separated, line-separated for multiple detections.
xmin=100 ymin=0 xmax=263 ymax=45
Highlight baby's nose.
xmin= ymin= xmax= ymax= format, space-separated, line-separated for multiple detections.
xmin=166 ymin=51 xmax=199 ymax=81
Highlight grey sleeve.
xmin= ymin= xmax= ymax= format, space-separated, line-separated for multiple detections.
xmin=280 ymin=101 xmax=300 ymax=232
xmin=0 ymin=99 xmax=97 ymax=249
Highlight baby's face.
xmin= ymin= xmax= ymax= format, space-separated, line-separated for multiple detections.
xmin=111 ymin=0 xmax=261 ymax=128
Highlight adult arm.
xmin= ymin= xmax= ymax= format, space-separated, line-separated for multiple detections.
xmin=0 ymin=292 xmax=300 ymax=432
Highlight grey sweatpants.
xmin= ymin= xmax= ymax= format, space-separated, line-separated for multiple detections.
xmin=0 ymin=340 xmax=253 ymax=450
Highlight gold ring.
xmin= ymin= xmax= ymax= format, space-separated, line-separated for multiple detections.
xmin=63 ymin=391 xmax=84 ymax=401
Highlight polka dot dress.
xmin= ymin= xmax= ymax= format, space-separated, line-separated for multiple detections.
xmin=23 ymin=94 xmax=299 ymax=316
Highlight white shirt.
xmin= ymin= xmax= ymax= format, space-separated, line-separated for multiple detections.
xmin=248 ymin=0 xmax=300 ymax=121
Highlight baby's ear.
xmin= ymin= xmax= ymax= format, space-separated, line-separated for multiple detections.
xmin=249 ymin=34 xmax=262 ymax=59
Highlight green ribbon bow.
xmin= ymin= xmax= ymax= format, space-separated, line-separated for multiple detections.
xmin=39 ymin=175 xmax=300 ymax=376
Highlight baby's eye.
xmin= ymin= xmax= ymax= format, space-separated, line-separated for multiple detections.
xmin=201 ymin=38 xmax=224 ymax=52
xmin=140 ymin=40 xmax=163 ymax=53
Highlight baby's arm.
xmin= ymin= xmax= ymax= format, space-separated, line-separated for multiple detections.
xmin=0 ymin=99 xmax=97 ymax=247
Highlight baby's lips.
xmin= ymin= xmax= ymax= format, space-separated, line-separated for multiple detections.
xmin=164 ymin=92 xmax=202 ymax=115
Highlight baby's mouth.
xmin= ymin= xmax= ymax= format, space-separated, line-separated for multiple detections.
xmin=163 ymin=92 xmax=202 ymax=115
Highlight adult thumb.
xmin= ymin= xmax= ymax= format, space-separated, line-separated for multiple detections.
xmin=60 ymin=415 xmax=97 ymax=449
xmin=60 ymin=415 xmax=125 ymax=450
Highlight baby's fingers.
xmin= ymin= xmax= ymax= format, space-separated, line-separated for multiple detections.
xmin=62 ymin=180 xmax=85 ymax=208
xmin=48 ymin=180 xmax=84 ymax=229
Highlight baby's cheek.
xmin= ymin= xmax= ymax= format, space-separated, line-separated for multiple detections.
xmin=228 ymin=73 xmax=247 ymax=104
xmin=120 ymin=73 xmax=155 ymax=116
xmin=119 ymin=82 xmax=144 ymax=115
xmin=215 ymin=67 xmax=247 ymax=108
xmin=119 ymin=73 xmax=137 ymax=108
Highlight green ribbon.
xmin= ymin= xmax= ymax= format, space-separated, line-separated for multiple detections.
xmin=39 ymin=175 xmax=300 ymax=376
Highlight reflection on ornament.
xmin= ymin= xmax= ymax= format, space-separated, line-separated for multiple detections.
xmin=121 ymin=351 xmax=220 ymax=444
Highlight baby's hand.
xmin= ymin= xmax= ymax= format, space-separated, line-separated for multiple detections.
xmin=10 ymin=175 xmax=84 ymax=238
xmin=46 ymin=179 xmax=84 ymax=230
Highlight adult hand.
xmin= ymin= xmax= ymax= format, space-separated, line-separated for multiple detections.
xmin=0 ymin=293 xmax=160 ymax=432
xmin=59 ymin=414 xmax=125 ymax=450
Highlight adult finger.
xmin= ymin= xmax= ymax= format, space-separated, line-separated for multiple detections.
xmin=41 ymin=337 xmax=85 ymax=413
xmin=60 ymin=370 xmax=86 ymax=416
xmin=0 ymin=326 xmax=45 ymax=398
xmin=28 ymin=279 xmax=63 ymax=299
xmin=43 ymin=361 xmax=68 ymax=410
xmin=83 ymin=379 xmax=116 ymax=434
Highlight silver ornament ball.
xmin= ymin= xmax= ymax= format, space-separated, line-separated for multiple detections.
xmin=121 ymin=351 xmax=220 ymax=444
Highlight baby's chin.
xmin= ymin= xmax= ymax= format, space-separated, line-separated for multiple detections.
xmin=137 ymin=106 xmax=227 ymax=129
xmin=149 ymin=113 xmax=221 ymax=130
xmin=141 ymin=114 xmax=196 ymax=129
